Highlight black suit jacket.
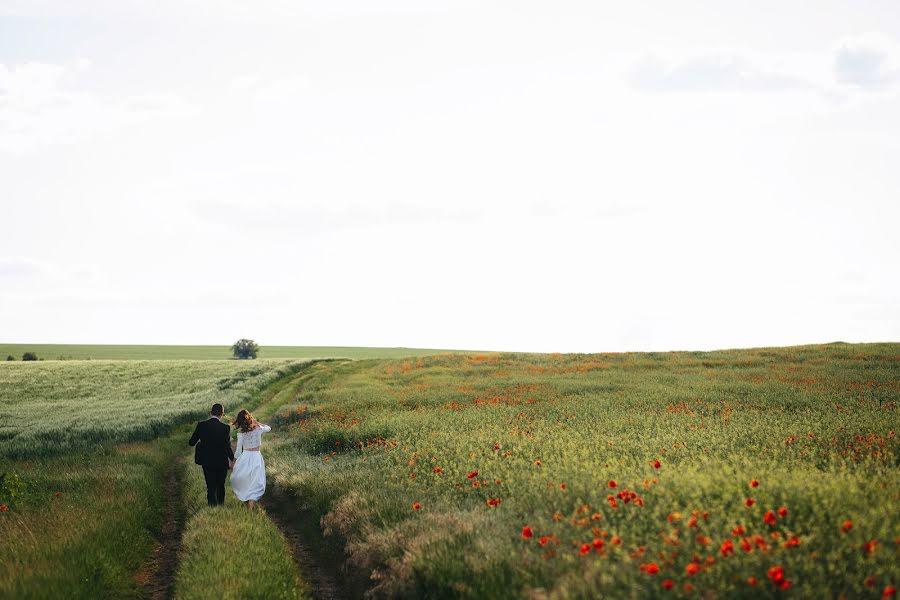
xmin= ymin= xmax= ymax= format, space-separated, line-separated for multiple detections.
xmin=189 ymin=417 xmax=235 ymax=468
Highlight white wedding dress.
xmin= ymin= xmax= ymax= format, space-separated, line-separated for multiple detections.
xmin=230 ymin=424 xmax=271 ymax=502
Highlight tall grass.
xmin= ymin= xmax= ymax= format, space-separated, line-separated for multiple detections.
xmin=0 ymin=343 xmax=472 ymax=361
xmin=174 ymin=367 xmax=320 ymax=600
xmin=0 ymin=432 xmax=187 ymax=599
xmin=265 ymin=343 xmax=900 ymax=598
xmin=0 ymin=359 xmax=315 ymax=598
xmin=0 ymin=359 xmax=309 ymax=458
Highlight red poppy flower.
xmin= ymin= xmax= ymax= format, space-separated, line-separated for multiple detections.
xmin=720 ymin=539 xmax=734 ymax=557
xmin=534 ymin=460 xmax=541 ymax=466
xmin=750 ymin=479 xmax=759 ymax=488
xmin=592 ymin=513 xmax=602 ymax=520
xmin=862 ymin=539 xmax=878 ymax=555
xmin=764 ymin=511 xmax=777 ymax=525
xmin=653 ymin=460 xmax=661 ymax=469
xmin=611 ymin=536 xmax=622 ymax=545
xmin=467 ymin=471 xmax=478 ymax=479
xmin=661 ymin=579 xmax=674 ymax=590
xmin=0 ymin=504 xmax=8 ymax=512
xmin=777 ymin=506 xmax=788 ymax=518
xmin=747 ymin=576 xmax=757 ymax=586
xmin=432 ymin=467 xmax=442 ymax=473
xmin=579 ymin=543 xmax=591 ymax=555
xmin=412 ymin=503 xmax=421 ymax=510
xmin=842 ymin=520 xmax=853 ymax=533
xmin=560 ymin=483 xmax=566 ymax=491
xmin=644 ymin=562 xmax=660 ymax=575
xmin=767 ymin=566 xmax=785 ymax=584
xmin=592 ymin=538 xmax=604 ymax=550
xmin=608 ymin=480 xmax=617 ymax=488
xmin=777 ymin=580 xmax=792 ymax=590
xmin=745 ymin=498 xmax=755 ymax=508
xmin=522 ymin=526 xmax=534 ymax=539
xmin=883 ymin=585 xmax=897 ymax=598
xmin=732 ymin=525 xmax=746 ymax=536
xmin=54 ymin=491 xmax=62 ymax=498
xmin=783 ymin=536 xmax=800 ymax=548
xmin=740 ymin=538 xmax=753 ymax=553
xmin=539 ymin=536 xmax=550 ymax=546
xmin=685 ymin=563 xmax=699 ymax=576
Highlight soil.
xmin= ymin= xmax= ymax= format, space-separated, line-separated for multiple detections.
xmin=262 ymin=485 xmax=364 ymax=600
xmin=134 ymin=455 xmax=186 ymax=600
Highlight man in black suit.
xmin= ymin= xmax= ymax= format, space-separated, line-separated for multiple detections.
xmin=189 ymin=403 xmax=234 ymax=506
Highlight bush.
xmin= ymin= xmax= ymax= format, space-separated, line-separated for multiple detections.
xmin=0 ymin=472 xmax=28 ymax=507
xmin=5 ymin=355 xmax=13 ymax=361
xmin=231 ymin=339 xmax=259 ymax=360
xmin=21 ymin=352 xmax=38 ymax=361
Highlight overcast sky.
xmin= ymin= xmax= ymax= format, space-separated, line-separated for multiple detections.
xmin=2 ymin=1 xmax=899 ymax=352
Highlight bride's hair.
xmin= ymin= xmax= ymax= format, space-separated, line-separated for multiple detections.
xmin=233 ymin=409 xmax=258 ymax=433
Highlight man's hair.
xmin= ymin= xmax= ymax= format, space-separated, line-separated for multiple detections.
xmin=210 ymin=403 xmax=224 ymax=416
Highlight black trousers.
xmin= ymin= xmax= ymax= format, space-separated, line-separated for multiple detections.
xmin=202 ymin=465 xmax=227 ymax=506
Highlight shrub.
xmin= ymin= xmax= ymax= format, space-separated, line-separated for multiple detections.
xmin=5 ymin=355 xmax=13 ymax=361
xmin=231 ymin=339 xmax=259 ymax=360
xmin=0 ymin=472 xmax=28 ymax=507
xmin=21 ymin=352 xmax=38 ymax=361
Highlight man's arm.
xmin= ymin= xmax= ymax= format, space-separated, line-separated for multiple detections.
xmin=188 ymin=422 xmax=201 ymax=447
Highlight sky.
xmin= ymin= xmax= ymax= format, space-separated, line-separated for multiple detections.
xmin=1 ymin=1 xmax=899 ymax=352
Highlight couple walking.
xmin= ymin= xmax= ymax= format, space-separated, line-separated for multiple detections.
xmin=188 ymin=403 xmax=271 ymax=508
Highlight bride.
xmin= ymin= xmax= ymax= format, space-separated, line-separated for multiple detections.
xmin=230 ymin=409 xmax=271 ymax=509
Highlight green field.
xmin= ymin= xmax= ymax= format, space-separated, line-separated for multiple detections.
xmin=1 ymin=343 xmax=898 ymax=599
xmin=0 ymin=343 xmax=470 ymax=361
xmin=263 ymin=343 xmax=900 ymax=598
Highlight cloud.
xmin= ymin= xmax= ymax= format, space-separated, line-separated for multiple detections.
xmin=191 ymin=201 xmax=479 ymax=233
xmin=0 ymin=59 xmax=190 ymax=153
xmin=0 ymin=258 xmax=44 ymax=280
xmin=627 ymin=33 xmax=900 ymax=97
xmin=833 ymin=32 xmax=900 ymax=88
xmin=626 ymin=53 xmax=813 ymax=93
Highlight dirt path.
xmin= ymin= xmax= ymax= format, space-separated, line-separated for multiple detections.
xmin=262 ymin=486 xmax=355 ymax=600
xmin=135 ymin=455 xmax=185 ymax=600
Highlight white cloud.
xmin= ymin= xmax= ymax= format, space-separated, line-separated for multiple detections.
xmin=0 ymin=258 xmax=44 ymax=280
xmin=627 ymin=33 xmax=900 ymax=98
xmin=626 ymin=53 xmax=814 ymax=93
xmin=0 ymin=60 xmax=190 ymax=154
xmin=833 ymin=32 xmax=900 ymax=88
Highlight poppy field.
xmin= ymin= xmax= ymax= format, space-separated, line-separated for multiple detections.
xmin=264 ymin=343 xmax=900 ymax=598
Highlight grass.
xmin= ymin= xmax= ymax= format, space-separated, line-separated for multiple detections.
xmin=263 ymin=343 xmax=900 ymax=598
xmin=0 ymin=359 xmax=308 ymax=458
xmin=0 ymin=359 xmax=316 ymax=599
xmin=0 ymin=343 xmax=472 ymax=361
xmin=175 ymin=450 xmax=309 ymax=600
xmin=173 ymin=366 xmax=324 ymax=599
xmin=0 ymin=432 xmax=187 ymax=599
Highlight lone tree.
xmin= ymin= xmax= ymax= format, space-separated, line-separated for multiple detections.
xmin=22 ymin=352 xmax=38 ymax=361
xmin=231 ymin=339 xmax=259 ymax=360
xmin=6 ymin=355 xmax=14 ymax=361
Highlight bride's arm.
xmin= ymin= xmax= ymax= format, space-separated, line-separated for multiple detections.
xmin=234 ymin=431 xmax=243 ymax=460
xmin=259 ymin=424 xmax=271 ymax=433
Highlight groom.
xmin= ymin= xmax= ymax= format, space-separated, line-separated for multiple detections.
xmin=188 ymin=403 xmax=235 ymax=506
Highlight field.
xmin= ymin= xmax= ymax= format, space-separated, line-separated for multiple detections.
xmin=1 ymin=343 xmax=898 ymax=599
xmin=263 ymin=343 xmax=900 ymax=598
xmin=0 ymin=359 xmax=307 ymax=458
xmin=0 ymin=358 xmax=315 ymax=598
xmin=0 ymin=343 xmax=471 ymax=361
